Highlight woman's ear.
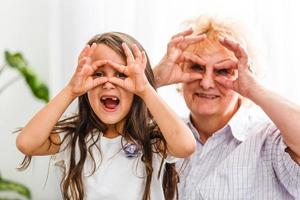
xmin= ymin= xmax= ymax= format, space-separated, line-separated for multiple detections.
xmin=176 ymin=83 xmax=183 ymax=94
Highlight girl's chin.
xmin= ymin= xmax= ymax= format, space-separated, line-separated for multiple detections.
xmin=100 ymin=116 xmax=127 ymax=128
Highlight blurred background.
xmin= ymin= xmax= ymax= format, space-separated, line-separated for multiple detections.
xmin=1 ymin=0 xmax=300 ymax=199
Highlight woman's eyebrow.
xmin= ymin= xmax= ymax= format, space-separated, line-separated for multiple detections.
xmin=215 ymin=58 xmax=232 ymax=64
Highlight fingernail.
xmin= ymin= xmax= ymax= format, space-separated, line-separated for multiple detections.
xmin=219 ymin=37 xmax=225 ymax=43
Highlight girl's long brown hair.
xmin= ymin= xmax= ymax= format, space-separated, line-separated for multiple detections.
xmin=19 ymin=32 xmax=178 ymax=200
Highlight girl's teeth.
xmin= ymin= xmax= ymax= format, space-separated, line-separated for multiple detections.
xmin=101 ymin=97 xmax=118 ymax=100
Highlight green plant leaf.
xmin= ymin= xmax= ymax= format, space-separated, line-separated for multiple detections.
xmin=4 ymin=51 xmax=49 ymax=102
xmin=0 ymin=175 xmax=31 ymax=200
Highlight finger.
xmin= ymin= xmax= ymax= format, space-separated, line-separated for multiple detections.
xmin=131 ymin=44 xmax=142 ymax=60
xmin=182 ymin=72 xmax=203 ymax=83
xmin=178 ymin=34 xmax=207 ymax=50
xmin=219 ymin=37 xmax=248 ymax=67
xmin=108 ymin=77 xmax=126 ymax=89
xmin=177 ymin=54 xmax=186 ymax=63
xmin=183 ymin=52 xmax=206 ymax=64
xmin=141 ymin=51 xmax=147 ymax=68
xmin=182 ymin=34 xmax=207 ymax=44
xmin=91 ymin=60 xmax=108 ymax=71
xmin=79 ymin=64 xmax=94 ymax=77
xmin=168 ymin=36 xmax=184 ymax=50
xmin=87 ymin=43 xmax=97 ymax=57
xmin=93 ymin=77 xmax=108 ymax=87
xmin=107 ymin=60 xmax=128 ymax=75
xmin=78 ymin=45 xmax=90 ymax=62
xmin=76 ymin=57 xmax=88 ymax=73
xmin=171 ymin=27 xmax=193 ymax=39
xmin=214 ymin=76 xmax=235 ymax=90
xmin=122 ymin=43 xmax=135 ymax=65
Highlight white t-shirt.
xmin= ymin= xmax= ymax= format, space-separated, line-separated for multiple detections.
xmin=53 ymin=132 xmax=177 ymax=200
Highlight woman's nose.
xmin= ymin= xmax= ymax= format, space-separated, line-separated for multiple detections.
xmin=199 ymin=73 xmax=215 ymax=89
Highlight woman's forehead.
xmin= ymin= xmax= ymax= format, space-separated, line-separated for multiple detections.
xmin=188 ymin=42 xmax=235 ymax=60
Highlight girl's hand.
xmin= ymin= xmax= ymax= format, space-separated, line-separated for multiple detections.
xmin=154 ymin=28 xmax=206 ymax=87
xmin=67 ymin=43 xmax=108 ymax=97
xmin=107 ymin=43 xmax=150 ymax=96
xmin=214 ymin=37 xmax=260 ymax=98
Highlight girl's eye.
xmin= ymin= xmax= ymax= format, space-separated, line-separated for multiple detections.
xmin=94 ymin=72 xmax=104 ymax=77
xmin=190 ymin=64 xmax=205 ymax=72
xmin=215 ymin=68 xmax=234 ymax=76
xmin=116 ymin=72 xmax=127 ymax=79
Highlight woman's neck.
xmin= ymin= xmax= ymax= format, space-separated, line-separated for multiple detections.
xmin=191 ymin=107 xmax=239 ymax=144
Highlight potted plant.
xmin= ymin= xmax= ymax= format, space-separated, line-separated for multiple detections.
xmin=0 ymin=51 xmax=50 ymax=200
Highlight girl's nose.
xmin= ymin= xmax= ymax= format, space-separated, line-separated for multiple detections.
xmin=103 ymin=80 xmax=116 ymax=90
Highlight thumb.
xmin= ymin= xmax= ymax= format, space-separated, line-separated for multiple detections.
xmin=214 ymin=76 xmax=234 ymax=90
xmin=187 ymin=73 xmax=203 ymax=82
xmin=93 ymin=77 xmax=108 ymax=87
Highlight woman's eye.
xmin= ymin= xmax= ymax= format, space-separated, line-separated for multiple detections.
xmin=215 ymin=68 xmax=233 ymax=76
xmin=116 ymin=72 xmax=127 ymax=79
xmin=94 ymin=72 xmax=104 ymax=77
xmin=190 ymin=64 xmax=205 ymax=72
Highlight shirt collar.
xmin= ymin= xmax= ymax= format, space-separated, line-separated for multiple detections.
xmin=186 ymin=105 xmax=253 ymax=142
xmin=227 ymin=105 xmax=252 ymax=141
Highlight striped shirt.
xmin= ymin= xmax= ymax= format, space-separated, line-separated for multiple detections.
xmin=178 ymin=107 xmax=300 ymax=200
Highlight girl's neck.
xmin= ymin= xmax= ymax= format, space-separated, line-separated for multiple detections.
xmin=103 ymin=129 xmax=121 ymax=138
xmin=103 ymin=122 xmax=124 ymax=138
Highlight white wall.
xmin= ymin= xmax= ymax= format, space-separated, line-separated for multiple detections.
xmin=1 ymin=0 xmax=300 ymax=199
xmin=0 ymin=0 xmax=60 ymax=199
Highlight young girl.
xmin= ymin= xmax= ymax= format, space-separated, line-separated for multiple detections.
xmin=16 ymin=32 xmax=196 ymax=200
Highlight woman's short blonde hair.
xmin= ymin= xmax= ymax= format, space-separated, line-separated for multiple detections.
xmin=182 ymin=15 xmax=265 ymax=76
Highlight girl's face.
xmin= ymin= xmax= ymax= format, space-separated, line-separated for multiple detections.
xmin=182 ymin=42 xmax=240 ymax=121
xmin=88 ymin=44 xmax=134 ymax=128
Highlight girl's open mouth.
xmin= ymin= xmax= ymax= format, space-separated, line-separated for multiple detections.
xmin=100 ymin=96 xmax=120 ymax=111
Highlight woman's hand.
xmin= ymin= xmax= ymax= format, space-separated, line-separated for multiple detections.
xmin=154 ymin=28 xmax=206 ymax=87
xmin=214 ymin=37 xmax=261 ymax=98
xmin=107 ymin=43 xmax=150 ymax=96
xmin=67 ymin=43 xmax=108 ymax=98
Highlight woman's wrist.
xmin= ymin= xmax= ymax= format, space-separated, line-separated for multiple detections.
xmin=153 ymin=66 xmax=165 ymax=88
xmin=245 ymin=81 xmax=266 ymax=103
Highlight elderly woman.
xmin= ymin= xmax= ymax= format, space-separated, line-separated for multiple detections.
xmin=154 ymin=16 xmax=300 ymax=199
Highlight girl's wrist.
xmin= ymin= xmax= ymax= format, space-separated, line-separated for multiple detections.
xmin=62 ymin=85 xmax=79 ymax=101
xmin=136 ymin=83 xmax=155 ymax=100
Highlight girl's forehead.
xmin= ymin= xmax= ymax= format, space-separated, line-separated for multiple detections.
xmin=95 ymin=63 xmax=119 ymax=73
xmin=92 ymin=44 xmax=125 ymax=64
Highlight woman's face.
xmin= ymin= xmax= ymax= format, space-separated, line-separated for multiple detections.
xmin=87 ymin=44 xmax=134 ymax=127
xmin=182 ymin=43 xmax=240 ymax=120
